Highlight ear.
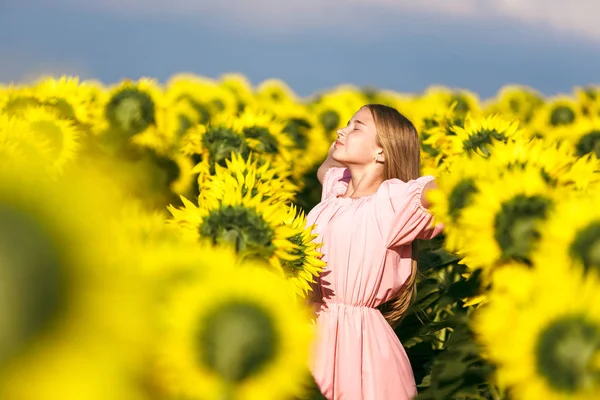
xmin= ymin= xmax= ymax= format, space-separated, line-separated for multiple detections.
xmin=377 ymin=150 xmax=385 ymax=163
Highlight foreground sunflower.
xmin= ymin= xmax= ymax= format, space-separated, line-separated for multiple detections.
xmin=167 ymin=187 xmax=297 ymax=273
xmin=280 ymin=205 xmax=326 ymax=297
xmin=474 ymin=260 xmax=600 ymax=400
xmin=154 ymin=264 xmax=314 ymax=400
xmin=457 ymin=166 xmax=556 ymax=279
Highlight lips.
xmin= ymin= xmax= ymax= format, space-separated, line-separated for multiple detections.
xmin=335 ymin=140 xmax=344 ymax=146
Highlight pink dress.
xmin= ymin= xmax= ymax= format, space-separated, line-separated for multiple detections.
xmin=306 ymin=167 xmax=443 ymax=400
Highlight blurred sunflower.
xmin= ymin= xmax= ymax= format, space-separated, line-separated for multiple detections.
xmin=0 ymin=164 xmax=152 ymax=400
xmin=280 ymin=204 xmax=326 ymax=297
xmin=574 ymin=85 xmax=600 ymax=117
xmin=256 ymin=78 xmax=298 ymax=105
xmin=166 ymin=73 xmax=238 ymax=124
xmin=420 ymin=86 xmax=482 ymax=120
xmin=485 ymin=137 xmax=600 ymax=191
xmin=474 ymin=261 xmax=600 ymax=400
xmin=20 ymin=106 xmax=82 ymax=176
xmin=309 ymin=85 xmax=367 ymax=138
xmin=533 ymin=190 xmax=600 ymax=275
xmin=457 ymin=166 xmax=556 ymax=278
xmin=565 ymin=116 xmax=600 ymax=159
xmin=31 ymin=75 xmax=105 ymax=126
xmin=155 ymin=264 xmax=314 ymax=400
xmin=101 ymin=78 xmax=163 ymax=140
xmin=425 ymin=154 xmax=490 ymax=252
xmin=167 ymin=188 xmax=297 ymax=273
xmin=483 ymin=85 xmax=544 ymax=124
xmin=532 ymin=96 xmax=582 ymax=140
xmin=219 ymin=72 xmax=257 ymax=112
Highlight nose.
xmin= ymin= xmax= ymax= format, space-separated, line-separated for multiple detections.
xmin=336 ymin=127 xmax=346 ymax=138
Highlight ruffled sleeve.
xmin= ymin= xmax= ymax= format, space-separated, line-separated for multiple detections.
xmin=321 ymin=167 xmax=347 ymax=201
xmin=377 ymin=175 xmax=444 ymax=248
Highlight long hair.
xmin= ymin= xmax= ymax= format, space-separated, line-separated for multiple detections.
xmin=365 ymin=104 xmax=421 ymax=329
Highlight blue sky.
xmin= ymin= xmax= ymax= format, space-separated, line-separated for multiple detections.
xmin=1 ymin=0 xmax=599 ymax=100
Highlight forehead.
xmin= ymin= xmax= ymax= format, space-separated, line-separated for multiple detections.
xmin=351 ymin=107 xmax=374 ymax=125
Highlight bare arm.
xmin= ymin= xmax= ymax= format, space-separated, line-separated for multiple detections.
xmin=317 ymin=142 xmax=345 ymax=184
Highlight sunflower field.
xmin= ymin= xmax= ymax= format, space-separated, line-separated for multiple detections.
xmin=0 ymin=74 xmax=599 ymax=400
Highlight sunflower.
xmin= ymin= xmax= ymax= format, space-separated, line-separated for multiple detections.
xmin=154 ymin=264 xmax=314 ymax=400
xmin=447 ymin=114 xmax=523 ymax=158
xmin=574 ymin=85 xmax=600 ymax=117
xmin=198 ymin=151 xmax=298 ymax=206
xmin=101 ymin=78 xmax=163 ymax=139
xmin=280 ymin=204 xmax=326 ymax=297
xmin=256 ymin=78 xmax=298 ymax=105
xmin=533 ymin=190 xmax=600 ymax=276
xmin=227 ymin=109 xmax=295 ymax=169
xmin=419 ymin=102 xmax=466 ymax=166
xmin=474 ymin=260 xmax=600 ymax=400
xmin=20 ymin=106 xmax=81 ymax=176
xmin=309 ymin=85 xmax=368 ymax=138
xmin=218 ymin=72 xmax=257 ymax=112
xmin=531 ymin=96 xmax=583 ymax=140
xmin=485 ymin=137 xmax=600 ymax=191
xmin=0 ymin=114 xmax=49 ymax=170
xmin=0 ymin=163 xmax=153 ymax=399
xmin=564 ymin=116 xmax=600 ymax=159
xmin=31 ymin=75 xmax=105 ymax=126
xmin=483 ymin=85 xmax=544 ymax=124
xmin=420 ymin=86 xmax=482 ymax=120
xmin=180 ymin=121 xmax=251 ymax=179
xmin=166 ymin=73 xmax=238 ymax=124
xmin=457 ymin=166 xmax=556 ymax=279
xmin=425 ymin=154 xmax=491 ymax=252
xmin=167 ymin=187 xmax=297 ymax=273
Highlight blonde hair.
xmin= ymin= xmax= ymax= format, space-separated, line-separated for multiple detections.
xmin=365 ymin=104 xmax=421 ymax=328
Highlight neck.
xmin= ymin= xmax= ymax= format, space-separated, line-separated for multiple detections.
xmin=342 ymin=163 xmax=385 ymax=198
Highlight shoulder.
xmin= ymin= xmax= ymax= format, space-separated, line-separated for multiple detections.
xmin=376 ymin=175 xmax=436 ymax=211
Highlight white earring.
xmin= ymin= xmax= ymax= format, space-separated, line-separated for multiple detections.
xmin=374 ymin=153 xmax=382 ymax=163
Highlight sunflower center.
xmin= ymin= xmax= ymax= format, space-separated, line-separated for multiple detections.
xmin=29 ymin=120 xmax=65 ymax=159
xmin=201 ymin=126 xmax=250 ymax=173
xmin=199 ymin=302 xmax=278 ymax=382
xmin=493 ymin=195 xmax=551 ymax=264
xmin=0 ymin=204 xmax=64 ymax=365
xmin=282 ymin=118 xmax=311 ymax=150
xmin=448 ymin=178 xmax=478 ymax=222
xmin=550 ymin=105 xmax=576 ymax=126
xmin=319 ymin=109 xmax=340 ymax=132
xmin=462 ymin=128 xmax=507 ymax=157
xmin=450 ymin=94 xmax=470 ymax=115
xmin=105 ymin=88 xmax=156 ymax=136
xmin=569 ymin=222 xmax=600 ymax=272
xmin=575 ymin=130 xmax=600 ymax=158
xmin=199 ymin=206 xmax=274 ymax=256
xmin=536 ymin=315 xmax=600 ymax=393
xmin=281 ymin=232 xmax=307 ymax=276
xmin=243 ymin=127 xmax=279 ymax=154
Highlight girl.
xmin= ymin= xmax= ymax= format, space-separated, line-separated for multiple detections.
xmin=306 ymin=104 xmax=443 ymax=400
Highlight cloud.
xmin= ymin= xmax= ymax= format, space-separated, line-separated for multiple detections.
xmin=19 ymin=0 xmax=600 ymax=42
